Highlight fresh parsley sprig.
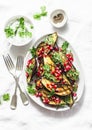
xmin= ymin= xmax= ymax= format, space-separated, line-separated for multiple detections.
xmin=27 ymin=84 xmax=36 ymax=95
xmin=33 ymin=6 xmax=47 ymax=20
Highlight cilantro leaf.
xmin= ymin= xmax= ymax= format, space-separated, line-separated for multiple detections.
xmin=67 ymin=69 xmax=79 ymax=81
xmin=51 ymin=52 xmax=62 ymax=64
xmin=3 ymin=93 xmax=10 ymax=101
xmin=40 ymin=6 xmax=47 ymax=16
xmin=43 ymin=64 xmax=50 ymax=72
xmin=48 ymin=89 xmax=55 ymax=97
xmin=44 ymin=72 xmax=56 ymax=82
xmin=30 ymin=47 xmax=36 ymax=57
xmin=33 ymin=13 xmax=41 ymax=20
xmin=33 ymin=6 xmax=47 ymax=20
xmin=62 ymin=41 xmax=69 ymax=52
xmin=19 ymin=17 xmax=25 ymax=29
xmin=4 ymin=27 xmax=14 ymax=37
xmin=27 ymin=84 xmax=36 ymax=95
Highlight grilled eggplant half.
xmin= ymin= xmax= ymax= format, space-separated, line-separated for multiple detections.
xmin=36 ymin=32 xmax=58 ymax=57
xmin=26 ymin=58 xmax=37 ymax=83
xmin=40 ymin=89 xmax=66 ymax=106
xmin=41 ymin=78 xmax=73 ymax=96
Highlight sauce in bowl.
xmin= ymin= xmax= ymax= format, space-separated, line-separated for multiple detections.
xmin=4 ymin=16 xmax=34 ymax=46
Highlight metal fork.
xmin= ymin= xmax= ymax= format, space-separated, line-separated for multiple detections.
xmin=15 ymin=56 xmax=29 ymax=106
xmin=3 ymin=54 xmax=29 ymax=109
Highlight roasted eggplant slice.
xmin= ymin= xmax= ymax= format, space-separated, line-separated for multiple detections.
xmin=45 ymin=32 xmax=58 ymax=45
xmin=62 ymin=74 xmax=71 ymax=85
xmin=40 ymin=89 xmax=66 ymax=106
xmin=64 ymin=94 xmax=74 ymax=107
xmin=41 ymin=78 xmax=72 ymax=96
xmin=26 ymin=58 xmax=37 ymax=83
xmin=44 ymin=55 xmax=54 ymax=66
xmin=36 ymin=32 xmax=58 ymax=57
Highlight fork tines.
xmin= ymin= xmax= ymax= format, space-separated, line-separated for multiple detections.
xmin=3 ymin=54 xmax=14 ymax=70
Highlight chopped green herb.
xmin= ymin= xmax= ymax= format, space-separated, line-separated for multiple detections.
xmin=33 ymin=13 xmax=41 ymax=20
xmin=3 ymin=93 xmax=10 ymax=101
xmin=48 ymin=89 xmax=55 ymax=97
xmin=4 ymin=27 xmax=14 ymax=37
xmin=30 ymin=47 xmax=36 ymax=57
xmin=43 ymin=64 xmax=50 ymax=72
xmin=4 ymin=17 xmax=33 ymax=38
xmin=27 ymin=84 xmax=36 ymax=94
xmin=62 ymin=41 xmax=69 ymax=53
xmin=30 ymin=25 xmax=34 ymax=29
xmin=19 ymin=17 xmax=25 ymax=29
xmin=52 ymin=52 xmax=62 ymax=64
xmin=33 ymin=6 xmax=47 ymax=20
xmin=44 ymin=72 xmax=56 ymax=82
xmin=40 ymin=6 xmax=47 ymax=16
xmin=67 ymin=69 xmax=79 ymax=81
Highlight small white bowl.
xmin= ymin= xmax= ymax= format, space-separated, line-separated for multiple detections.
xmin=4 ymin=15 xmax=34 ymax=46
xmin=50 ymin=9 xmax=68 ymax=28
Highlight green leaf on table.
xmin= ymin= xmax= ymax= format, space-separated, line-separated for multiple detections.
xmin=40 ymin=6 xmax=47 ymax=16
xmin=3 ymin=93 xmax=10 ymax=101
xmin=33 ymin=13 xmax=41 ymax=20
xmin=33 ymin=6 xmax=47 ymax=20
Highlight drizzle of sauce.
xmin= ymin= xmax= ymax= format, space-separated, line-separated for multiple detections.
xmin=53 ymin=13 xmax=64 ymax=24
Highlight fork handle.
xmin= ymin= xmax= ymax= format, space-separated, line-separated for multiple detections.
xmin=20 ymin=92 xmax=29 ymax=105
xmin=16 ymin=82 xmax=29 ymax=105
xmin=10 ymin=94 xmax=17 ymax=110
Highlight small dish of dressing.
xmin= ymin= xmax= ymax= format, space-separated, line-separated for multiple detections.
xmin=50 ymin=9 xmax=67 ymax=28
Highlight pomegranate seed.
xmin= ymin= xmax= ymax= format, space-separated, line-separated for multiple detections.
xmin=47 ymin=84 xmax=49 ymax=87
xmin=55 ymin=97 xmax=61 ymax=103
xmin=51 ymin=83 xmax=55 ymax=86
xmin=73 ymin=92 xmax=77 ymax=97
xmin=51 ymin=70 xmax=55 ymax=74
xmin=51 ymin=96 xmax=56 ymax=101
xmin=66 ymin=54 xmax=74 ymax=62
xmin=27 ymin=59 xmax=33 ymax=66
xmin=64 ymin=65 xmax=71 ymax=71
xmin=53 ymin=85 xmax=57 ymax=89
xmin=37 ymin=71 xmax=41 ymax=76
xmin=43 ymin=98 xmax=50 ymax=104
xmin=56 ymin=76 xmax=62 ymax=80
xmin=35 ymin=92 xmax=39 ymax=97
xmin=62 ymin=80 xmax=66 ymax=84
xmin=54 ymin=72 xmax=61 ymax=77
xmin=54 ymin=47 xmax=59 ymax=51
xmin=38 ymin=92 xmax=42 ymax=97
xmin=26 ymin=72 xmax=29 ymax=77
